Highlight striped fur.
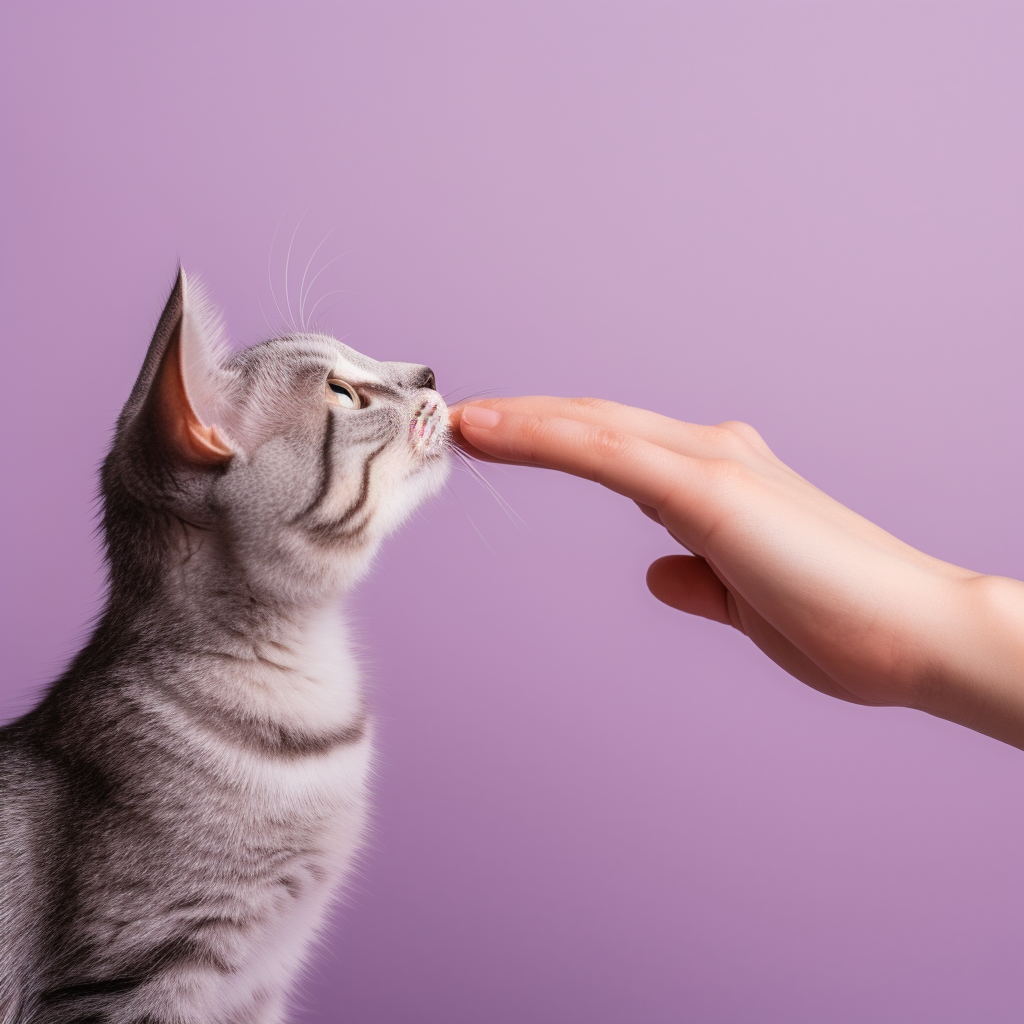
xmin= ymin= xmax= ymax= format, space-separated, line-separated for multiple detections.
xmin=0 ymin=270 xmax=449 ymax=1024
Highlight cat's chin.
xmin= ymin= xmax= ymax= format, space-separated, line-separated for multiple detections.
xmin=408 ymin=394 xmax=449 ymax=458
xmin=399 ymin=396 xmax=451 ymax=513
xmin=401 ymin=453 xmax=452 ymax=513
xmin=312 ymin=453 xmax=450 ymax=591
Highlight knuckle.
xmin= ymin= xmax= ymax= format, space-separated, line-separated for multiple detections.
xmin=571 ymin=396 xmax=617 ymax=415
xmin=512 ymin=411 xmax=552 ymax=456
xmin=717 ymin=419 xmax=760 ymax=442
xmin=517 ymin=413 xmax=549 ymax=452
xmin=715 ymin=420 xmax=767 ymax=456
xmin=587 ymin=425 xmax=628 ymax=462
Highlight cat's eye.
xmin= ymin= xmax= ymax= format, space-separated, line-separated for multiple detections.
xmin=326 ymin=379 xmax=361 ymax=409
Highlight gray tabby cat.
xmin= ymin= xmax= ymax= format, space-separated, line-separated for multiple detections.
xmin=0 ymin=270 xmax=450 ymax=1024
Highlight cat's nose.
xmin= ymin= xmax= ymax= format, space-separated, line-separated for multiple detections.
xmin=389 ymin=361 xmax=438 ymax=391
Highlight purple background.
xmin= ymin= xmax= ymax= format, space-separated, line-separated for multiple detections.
xmin=2 ymin=3 xmax=1022 ymax=1022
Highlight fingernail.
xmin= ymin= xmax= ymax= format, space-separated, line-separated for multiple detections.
xmin=461 ymin=405 xmax=501 ymax=429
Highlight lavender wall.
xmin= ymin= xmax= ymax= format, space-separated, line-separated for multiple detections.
xmin=2 ymin=3 xmax=1022 ymax=1022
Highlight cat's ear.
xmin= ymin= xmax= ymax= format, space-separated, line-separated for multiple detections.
xmin=126 ymin=268 xmax=236 ymax=467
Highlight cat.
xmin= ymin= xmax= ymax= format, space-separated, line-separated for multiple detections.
xmin=0 ymin=268 xmax=449 ymax=1024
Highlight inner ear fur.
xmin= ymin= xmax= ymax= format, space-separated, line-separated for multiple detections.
xmin=139 ymin=269 xmax=234 ymax=468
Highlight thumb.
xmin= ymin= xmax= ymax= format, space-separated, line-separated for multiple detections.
xmin=646 ymin=555 xmax=734 ymax=626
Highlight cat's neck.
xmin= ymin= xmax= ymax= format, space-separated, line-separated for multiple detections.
xmin=97 ymin=551 xmax=354 ymax=669
xmin=50 ymin=578 xmax=362 ymax=755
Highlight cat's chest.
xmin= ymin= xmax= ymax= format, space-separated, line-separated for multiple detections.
xmin=237 ymin=730 xmax=373 ymax=819
xmin=186 ymin=678 xmax=373 ymax=817
xmin=136 ymin=626 xmax=373 ymax=816
xmin=232 ymin=611 xmax=364 ymax=730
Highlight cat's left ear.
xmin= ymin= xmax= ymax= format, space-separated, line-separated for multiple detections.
xmin=126 ymin=268 xmax=236 ymax=467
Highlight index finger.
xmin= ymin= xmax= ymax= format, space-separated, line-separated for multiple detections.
xmin=456 ymin=401 xmax=707 ymax=515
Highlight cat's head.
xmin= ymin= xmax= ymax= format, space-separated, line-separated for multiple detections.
xmin=101 ymin=269 xmax=449 ymax=607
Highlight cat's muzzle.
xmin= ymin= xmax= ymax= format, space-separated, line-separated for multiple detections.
xmin=409 ymin=396 xmax=448 ymax=455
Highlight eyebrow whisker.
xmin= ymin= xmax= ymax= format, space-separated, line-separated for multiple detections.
xmin=283 ymin=201 xmax=314 ymax=331
xmin=301 ymin=250 xmax=357 ymax=329
xmin=268 ymin=204 xmax=291 ymax=330
xmin=299 ymin=226 xmax=337 ymax=332
xmin=305 ymin=288 xmax=351 ymax=330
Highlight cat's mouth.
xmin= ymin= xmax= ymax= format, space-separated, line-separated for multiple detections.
xmin=409 ymin=397 xmax=449 ymax=456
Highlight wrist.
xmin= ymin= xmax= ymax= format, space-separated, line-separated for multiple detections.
xmin=912 ymin=574 xmax=1024 ymax=749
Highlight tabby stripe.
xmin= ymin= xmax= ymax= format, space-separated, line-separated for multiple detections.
xmin=308 ymin=441 xmax=389 ymax=538
xmin=202 ymin=708 xmax=369 ymax=758
xmin=292 ymin=409 xmax=335 ymax=522
xmin=154 ymin=679 xmax=370 ymax=759
xmin=40 ymin=977 xmax=143 ymax=1004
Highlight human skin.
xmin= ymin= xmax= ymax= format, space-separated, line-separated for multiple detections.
xmin=450 ymin=397 xmax=1024 ymax=751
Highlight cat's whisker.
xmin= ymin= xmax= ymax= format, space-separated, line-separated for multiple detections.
xmin=443 ymin=386 xmax=510 ymax=404
xmin=443 ymin=479 xmax=497 ymax=556
xmin=454 ymin=453 xmax=523 ymax=529
xmin=283 ymin=201 xmax=314 ymax=332
xmin=267 ymin=204 xmax=292 ymax=330
xmin=298 ymin=227 xmax=337 ymax=332
xmin=300 ymin=250 xmax=357 ymax=330
xmin=306 ymin=290 xmax=352 ymax=332
xmin=305 ymin=289 xmax=345 ymax=328
xmin=441 ymin=382 xmax=486 ymax=401
xmin=452 ymin=448 xmax=530 ymax=533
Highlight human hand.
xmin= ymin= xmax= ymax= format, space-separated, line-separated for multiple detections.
xmin=451 ymin=398 xmax=1024 ymax=749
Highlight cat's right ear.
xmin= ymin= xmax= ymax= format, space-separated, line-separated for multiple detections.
xmin=123 ymin=268 xmax=236 ymax=467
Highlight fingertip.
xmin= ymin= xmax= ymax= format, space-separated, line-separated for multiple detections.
xmin=645 ymin=555 xmax=684 ymax=600
xmin=447 ymin=403 xmax=516 ymax=464
xmin=460 ymin=404 xmax=502 ymax=430
xmin=647 ymin=555 xmax=733 ymax=626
